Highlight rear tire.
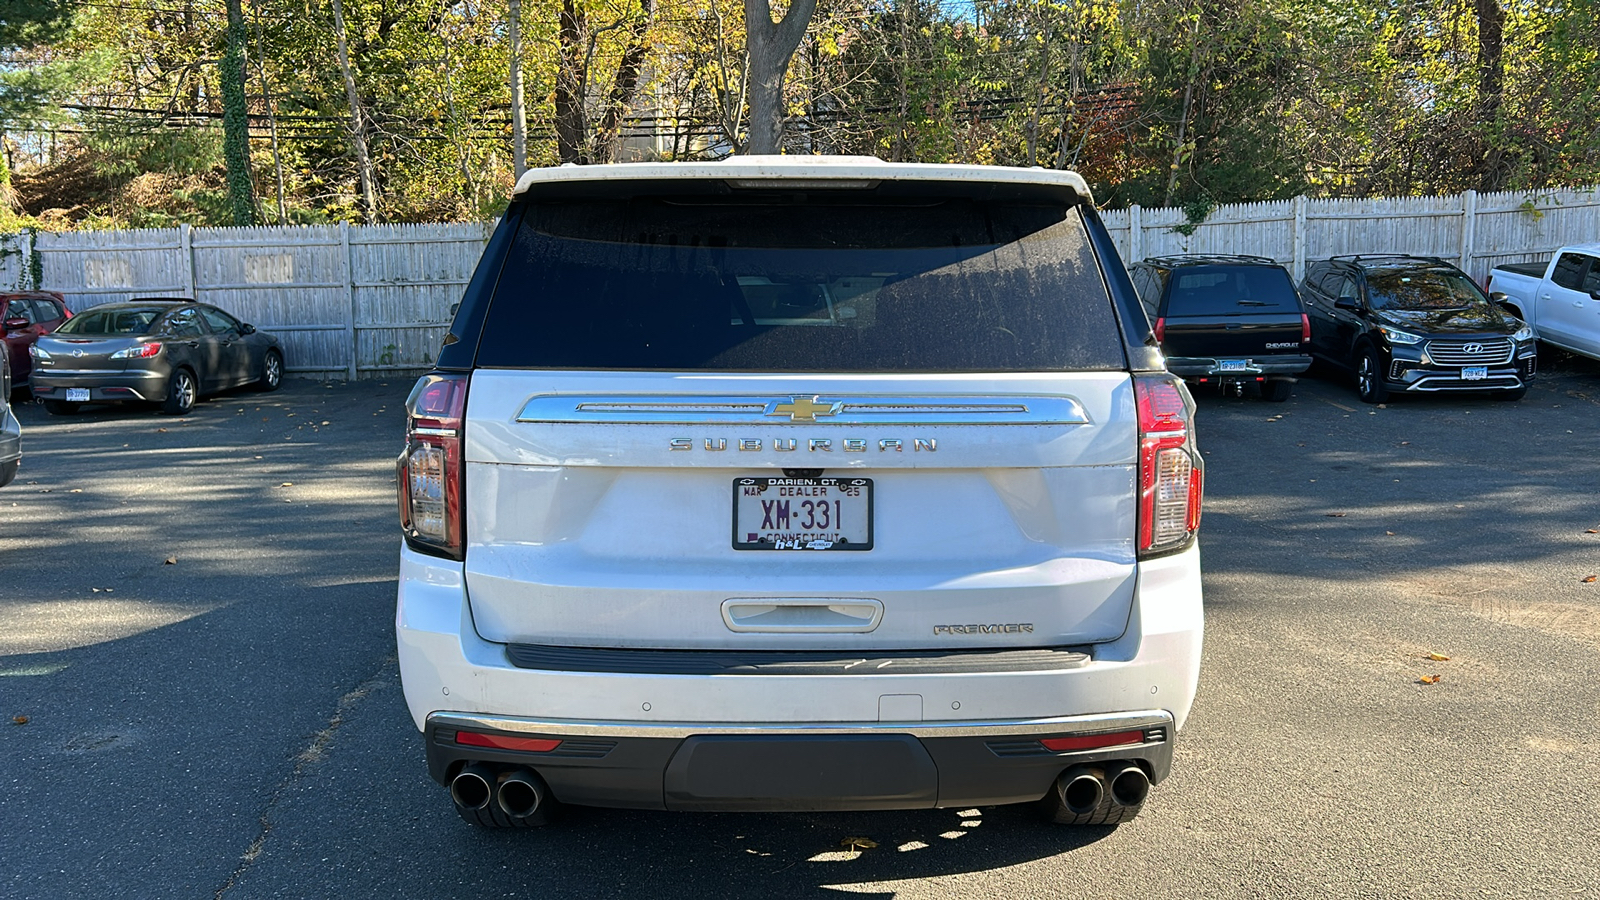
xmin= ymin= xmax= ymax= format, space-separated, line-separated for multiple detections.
xmin=1262 ymin=379 xmax=1293 ymax=402
xmin=255 ymin=350 xmax=283 ymax=391
xmin=42 ymin=399 xmax=80 ymax=416
xmin=1355 ymin=348 xmax=1389 ymax=404
xmin=162 ymin=369 xmax=197 ymax=415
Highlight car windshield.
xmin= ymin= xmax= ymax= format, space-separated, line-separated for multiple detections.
xmin=1367 ymin=270 xmax=1488 ymax=311
xmin=54 ymin=308 xmax=162 ymax=335
xmin=1164 ymin=266 xmax=1297 ymax=314
xmin=476 ymin=194 xmax=1124 ymax=371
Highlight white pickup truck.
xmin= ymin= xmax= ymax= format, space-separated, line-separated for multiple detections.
xmin=1489 ymin=244 xmax=1600 ymax=360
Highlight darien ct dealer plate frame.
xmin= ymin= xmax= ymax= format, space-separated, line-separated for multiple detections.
xmin=733 ymin=476 xmax=874 ymax=551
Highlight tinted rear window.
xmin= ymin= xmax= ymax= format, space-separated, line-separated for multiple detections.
xmin=474 ymin=196 xmax=1123 ymax=371
xmin=55 ymin=307 xmax=162 ymax=335
xmin=1163 ymin=266 xmax=1298 ymax=315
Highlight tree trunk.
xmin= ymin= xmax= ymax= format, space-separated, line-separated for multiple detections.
xmin=554 ymin=0 xmax=588 ymax=163
xmin=252 ymin=7 xmax=288 ymax=223
xmin=330 ymin=0 xmax=378 ymax=223
xmin=742 ymin=0 xmax=818 ymax=155
xmin=593 ymin=0 xmax=657 ymax=163
xmin=508 ymin=0 xmax=528 ymax=178
xmin=220 ymin=0 xmax=254 ymax=225
xmin=1163 ymin=12 xmax=1203 ymax=207
xmin=1473 ymin=0 xmax=1506 ymax=190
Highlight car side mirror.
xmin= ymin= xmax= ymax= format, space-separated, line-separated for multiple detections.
xmin=3 ymin=317 xmax=28 ymax=332
xmin=1334 ymin=298 xmax=1359 ymax=311
xmin=240 ymin=323 xmax=256 ymax=335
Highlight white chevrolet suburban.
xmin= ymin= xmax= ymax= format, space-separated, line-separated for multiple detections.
xmin=395 ymin=157 xmax=1204 ymax=828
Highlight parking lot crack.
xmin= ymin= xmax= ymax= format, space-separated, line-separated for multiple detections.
xmin=213 ymin=656 xmax=397 ymax=899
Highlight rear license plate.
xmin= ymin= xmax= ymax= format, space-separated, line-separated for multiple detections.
xmin=733 ymin=477 xmax=872 ymax=551
xmin=1462 ymin=366 xmax=1488 ymax=380
xmin=66 ymin=388 xmax=90 ymax=402
xmin=1219 ymin=359 xmax=1248 ymax=372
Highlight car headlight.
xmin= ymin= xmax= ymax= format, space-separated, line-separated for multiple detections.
xmin=1378 ymin=326 xmax=1423 ymax=345
xmin=1512 ymin=325 xmax=1534 ymax=342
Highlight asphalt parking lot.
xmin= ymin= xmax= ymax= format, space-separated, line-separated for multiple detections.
xmin=3 ymin=356 xmax=1599 ymax=899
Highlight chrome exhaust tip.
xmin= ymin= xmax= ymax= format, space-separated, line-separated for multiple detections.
xmin=449 ymin=762 xmax=496 ymax=812
xmin=1056 ymin=765 xmax=1106 ymax=817
xmin=1108 ymin=763 xmax=1150 ymax=808
xmin=495 ymin=768 xmax=548 ymax=820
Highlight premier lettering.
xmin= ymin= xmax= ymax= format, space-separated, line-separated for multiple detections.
xmin=933 ymin=623 xmax=1035 ymax=635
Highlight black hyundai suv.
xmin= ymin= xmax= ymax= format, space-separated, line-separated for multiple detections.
xmin=1300 ymin=255 xmax=1536 ymax=403
xmin=1128 ymin=255 xmax=1311 ymax=402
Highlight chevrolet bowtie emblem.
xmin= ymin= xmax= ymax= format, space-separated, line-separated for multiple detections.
xmin=767 ymin=396 xmax=843 ymax=422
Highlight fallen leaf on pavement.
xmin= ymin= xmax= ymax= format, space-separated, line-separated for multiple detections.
xmin=1586 ymin=529 xmax=1598 ymax=534
xmin=840 ymin=837 xmax=878 ymax=851
xmin=278 ymin=482 xmax=293 ymax=487
xmin=1325 ymin=512 xmax=1346 ymax=518
xmin=1418 ymin=675 xmax=1441 ymax=684
xmin=155 ymin=428 xmax=167 ymax=433
xmin=1386 ymin=531 xmax=1395 ymax=535
xmin=12 ymin=716 xmax=27 ymax=726
xmin=1583 ymin=575 xmax=1597 ymax=584
xmin=1426 ymin=652 xmax=1450 ymax=662
xmin=165 ymin=557 xmax=178 ymax=565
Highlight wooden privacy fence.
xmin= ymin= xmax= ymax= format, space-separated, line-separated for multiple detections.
xmin=8 ymin=221 xmax=492 ymax=377
xmin=1 ymin=185 xmax=1597 ymax=377
xmin=1102 ymin=186 xmax=1600 ymax=285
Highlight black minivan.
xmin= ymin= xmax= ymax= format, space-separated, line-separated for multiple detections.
xmin=1129 ymin=255 xmax=1311 ymax=401
xmin=1300 ymin=255 xmax=1536 ymax=403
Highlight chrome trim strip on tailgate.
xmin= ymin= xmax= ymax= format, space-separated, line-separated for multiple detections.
xmin=515 ymin=395 xmax=1091 ymax=426
xmin=428 ymin=709 xmax=1173 ymax=739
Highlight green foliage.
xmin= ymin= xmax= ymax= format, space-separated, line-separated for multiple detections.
xmin=3 ymin=0 xmax=1598 ymax=229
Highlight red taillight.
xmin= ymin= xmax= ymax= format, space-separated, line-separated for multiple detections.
xmin=1040 ymin=730 xmax=1146 ymax=752
xmin=129 ymin=343 xmax=160 ymax=358
xmin=455 ymin=731 xmax=561 ymax=753
xmin=1153 ymin=316 xmax=1166 ymax=343
xmin=1301 ymin=313 xmax=1311 ymax=344
xmin=1134 ymin=375 xmax=1202 ymax=556
xmin=398 ymin=373 xmax=468 ymax=559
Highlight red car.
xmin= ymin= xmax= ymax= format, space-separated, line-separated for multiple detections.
xmin=3 ymin=292 xmax=72 ymax=388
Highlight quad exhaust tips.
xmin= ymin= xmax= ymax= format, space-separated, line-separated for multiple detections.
xmin=451 ymin=762 xmax=553 ymax=827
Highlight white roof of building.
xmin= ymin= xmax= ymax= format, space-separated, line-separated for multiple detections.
xmin=512 ymin=155 xmax=1094 ymax=204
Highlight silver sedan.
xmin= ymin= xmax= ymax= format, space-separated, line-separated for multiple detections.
xmin=30 ymin=300 xmax=284 ymax=415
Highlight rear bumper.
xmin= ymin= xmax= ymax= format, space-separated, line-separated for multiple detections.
xmin=30 ymin=368 xmax=167 ymax=402
xmin=1165 ymin=355 xmax=1311 ymax=378
xmin=396 ymin=541 xmax=1203 ymax=809
xmin=424 ymin=710 xmax=1175 ymax=810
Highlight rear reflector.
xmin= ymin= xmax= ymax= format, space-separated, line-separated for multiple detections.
xmin=1301 ymin=313 xmax=1312 ymax=344
xmin=455 ymin=732 xmax=561 ymax=753
xmin=1040 ymin=730 xmax=1146 ymax=752
xmin=1153 ymin=316 xmax=1165 ymax=343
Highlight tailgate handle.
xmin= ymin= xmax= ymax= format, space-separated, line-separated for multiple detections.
xmin=721 ymin=599 xmax=883 ymax=633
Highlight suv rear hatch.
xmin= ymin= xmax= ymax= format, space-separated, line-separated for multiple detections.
xmin=1158 ymin=265 xmax=1305 ymax=357
xmin=451 ymin=182 xmax=1145 ymax=652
